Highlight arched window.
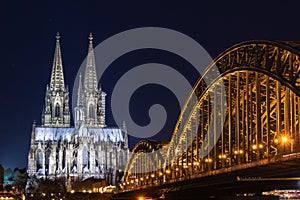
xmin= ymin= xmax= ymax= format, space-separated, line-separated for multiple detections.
xmin=45 ymin=150 xmax=51 ymax=166
xmin=55 ymin=103 xmax=60 ymax=118
xmin=45 ymin=149 xmax=51 ymax=175
xmin=36 ymin=150 xmax=43 ymax=171
xmin=62 ymin=148 xmax=66 ymax=170
xmin=88 ymin=104 xmax=94 ymax=119
xmin=83 ymin=146 xmax=88 ymax=167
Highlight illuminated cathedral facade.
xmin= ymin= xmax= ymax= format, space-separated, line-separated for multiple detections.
xmin=27 ymin=33 xmax=129 ymax=186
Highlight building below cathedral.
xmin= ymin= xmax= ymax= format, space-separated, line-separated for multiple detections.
xmin=27 ymin=33 xmax=130 ymax=188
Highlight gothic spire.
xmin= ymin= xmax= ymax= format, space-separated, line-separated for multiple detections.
xmin=84 ymin=33 xmax=98 ymax=92
xmin=50 ymin=32 xmax=65 ymax=91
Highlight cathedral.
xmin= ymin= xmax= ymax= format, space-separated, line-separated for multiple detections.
xmin=27 ymin=33 xmax=130 ymax=187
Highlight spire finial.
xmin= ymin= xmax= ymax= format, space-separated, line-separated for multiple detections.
xmin=89 ymin=32 xmax=93 ymax=42
xmin=56 ymin=32 xmax=60 ymax=41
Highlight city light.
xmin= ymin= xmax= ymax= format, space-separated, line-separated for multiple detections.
xmin=282 ymin=136 xmax=288 ymax=143
xmin=252 ymin=145 xmax=257 ymax=150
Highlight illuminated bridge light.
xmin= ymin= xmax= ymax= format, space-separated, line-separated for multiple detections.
xmin=282 ymin=136 xmax=288 ymax=143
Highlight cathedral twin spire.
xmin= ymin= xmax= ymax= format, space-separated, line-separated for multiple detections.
xmin=75 ymin=33 xmax=106 ymax=128
xmin=43 ymin=32 xmax=106 ymax=128
xmin=50 ymin=33 xmax=65 ymax=91
xmin=42 ymin=32 xmax=70 ymax=127
xmin=84 ymin=33 xmax=98 ymax=93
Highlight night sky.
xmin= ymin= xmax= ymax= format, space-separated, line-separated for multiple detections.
xmin=1 ymin=0 xmax=300 ymax=169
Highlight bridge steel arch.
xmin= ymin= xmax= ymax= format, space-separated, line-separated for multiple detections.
xmin=123 ymin=140 xmax=168 ymax=185
xmin=122 ymin=41 xmax=300 ymax=189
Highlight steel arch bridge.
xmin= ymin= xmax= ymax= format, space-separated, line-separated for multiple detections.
xmin=122 ymin=40 xmax=300 ymax=190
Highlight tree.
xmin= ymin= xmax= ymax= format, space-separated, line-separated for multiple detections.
xmin=13 ymin=168 xmax=27 ymax=193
